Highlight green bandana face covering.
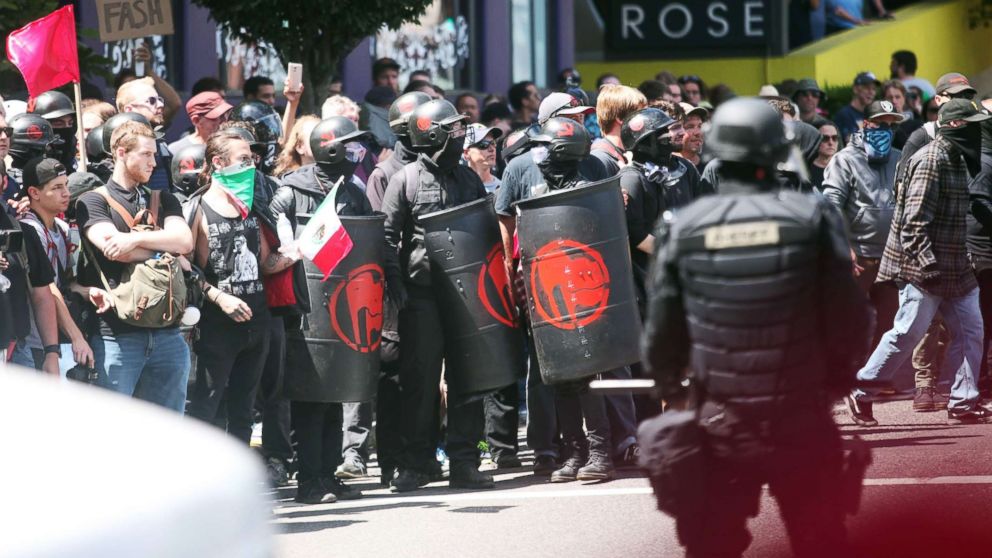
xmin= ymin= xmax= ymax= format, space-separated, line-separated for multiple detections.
xmin=213 ymin=162 xmax=256 ymax=212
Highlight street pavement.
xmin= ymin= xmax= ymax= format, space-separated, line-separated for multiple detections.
xmin=269 ymin=398 xmax=992 ymax=557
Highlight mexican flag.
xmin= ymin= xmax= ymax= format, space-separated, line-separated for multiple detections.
xmin=299 ymin=178 xmax=353 ymax=280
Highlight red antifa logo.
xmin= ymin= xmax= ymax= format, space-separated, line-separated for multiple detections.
xmin=416 ymin=116 xmax=432 ymax=132
xmin=179 ymin=157 xmax=197 ymax=173
xmin=557 ymin=121 xmax=575 ymax=137
xmin=628 ymin=116 xmax=644 ymax=132
xmin=329 ymin=264 xmax=385 ymax=353
xmin=398 ymin=98 xmax=416 ymax=114
xmin=478 ymin=244 xmax=516 ymax=328
xmin=26 ymin=124 xmax=43 ymax=140
xmin=319 ymin=131 xmax=336 ymax=148
xmin=530 ymin=240 xmax=610 ymax=330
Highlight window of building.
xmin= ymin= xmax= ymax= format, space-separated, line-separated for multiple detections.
xmin=511 ymin=0 xmax=548 ymax=87
xmin=373 ymin=0 xmax=471 ymax=92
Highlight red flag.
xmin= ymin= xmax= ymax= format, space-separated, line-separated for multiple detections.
xmin=5 ymin=6 xmax=80 ymax=97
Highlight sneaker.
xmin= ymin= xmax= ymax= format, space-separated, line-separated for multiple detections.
xmin=265 ymin=457 xmax=290 ymax=487
xmin=390 ymin=469 xmax=430 ymax=493
xmin=550 ymin=453 xmax=585 ymax=483
xmin=577 ymin=453 xmax=615 ymax=481
xmin=335 ymin=458 xmax=367 ymax=479
xmin=846 ymin=393 xmax=878 ymax=427
xmin=495 ymin=453 xmax=522 ymax=469
xmin=913 ymin=387 xmax=937 ymax=412
xmin=533 ymin=455 xmax=558 ymax=476
xmin=931 ymin=390 xmax=950 ymax=410
xmin=449 ymin=462 xmax=496 ymax=489
xmin=615 ymin=443 xmax=641 ymax=469
xmin=322 ymin=476 xmax=362 ymax=500
xmin=948 ymin=406 xmax=992 ymax=425
xmin=295 ymin=480 xmax=337 ymax=505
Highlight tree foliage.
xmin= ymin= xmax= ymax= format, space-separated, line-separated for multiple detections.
xmin=0 ymin=0 xmax=111 ymax=96
xmin=192 ymin=0 xmax=434 ymax=109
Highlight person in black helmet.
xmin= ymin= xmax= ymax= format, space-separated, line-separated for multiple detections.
xmin=28 ymin=90 xmax=77 ymax=171
xmin=270 ymin=116 xmax=373 ymax=504
xmin=85 ymin=125 xmax=113 ymax=183
xmin=7 ymin=113 xmax=62 ymax=187
xmin=381 ymin=99 xmax=494 ymax=492
xmin=170 ymin=144 xmax=205 ymax=200
xmin=366 ymin=92 xmax=432 ymax=210
xmin=639 ymin=98 xmax=873 ymax=558
xmin=231 ymin=101 xmax=283 ymax=176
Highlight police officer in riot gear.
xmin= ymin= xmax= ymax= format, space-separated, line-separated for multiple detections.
xmin=29 ymin=90 xmax=77 ymax=170
xmin=381 ymin=99 xmax=494 ymax=492
xmin=7 ymin=113 xmax=62 ymax=184
xmin=640 ymin=98 xmax=873 ymax=558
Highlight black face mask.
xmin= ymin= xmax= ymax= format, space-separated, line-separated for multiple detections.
xmin=942 ymin=122 xmax=983 ymax=177
xmin=538 ymin=158 xmax=582 ymax=190
xmin=51 ymin=127 xmax=77 ymax=167
xmin=316 ymin=160 xmax=358 ymax=187
xmin=632 ymin=130 xmax=675 ymax=165
xmin=431 ymin=134 xmax=465 ymax=171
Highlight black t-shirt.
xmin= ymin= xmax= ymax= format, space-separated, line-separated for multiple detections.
xmin=75 ymin=179 xmax=184 ymax=335
xmin=0 ymin=210 xmax=55 ymax=340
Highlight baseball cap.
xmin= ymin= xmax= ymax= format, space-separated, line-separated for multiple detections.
xmin=938 ymin=98 xmax=992 ymax=126
xmin=537 ymin=92 xmax=594 ymax=124
xmin=679 ymin=102 xmax=709 ymax=120
xmin=865 ymin=100 xmax=906 ymax=123
xmin=186 ymin=91 xmax=233 ymax=120
xmin=21 ymin=157 xmax=67 ymax=190
xmin=853 ymin=72 xmax=881 ymax=87
xmin=935 ymin=72 xmax=976 ymax=96
xmin=464 ymin=123 xmax=502 ymax=147
xmin=372 ymin=57 xmax=401 ymax=76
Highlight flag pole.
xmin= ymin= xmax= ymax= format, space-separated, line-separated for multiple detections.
xmin=72 ymin=80 xmax=87 ymax=170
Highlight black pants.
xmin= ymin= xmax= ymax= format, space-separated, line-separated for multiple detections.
xmin=292 ymin=400 xmax=343 ymax=484
xmin=375 ymin=337 xmax=403 ymax=469
xmin=398 ymin=285 xmax=485 ymax=470
xmin=257 ymin=317 xmax=293 ymax=462
xmin=555 ymin=380 xmax=611 ymax=458
xmin=189 ymin=316 xmax=271 ymax=444
xmin=485 ymin=381 xmax=520 ymax=459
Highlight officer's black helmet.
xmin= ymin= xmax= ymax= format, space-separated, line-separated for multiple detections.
xmin=407 ymin=99 xmax=468 ymax=151
xmin=531 ymin=117 xmax=591 ymax=164
xmin=309 ymin=117 xmax=370 ymax=165
xmin=101 ymin=112 xmax=153 ymax=155
xmin=85 ymin=125 xmax=106 ymax=162
xmin=29 ymin=90 xmax=75 ymax=121
xmin=620 ymin=108 xmax=676 ymax=151
xmin=231 ymin=101 xmax=283 ymax=141
xmin=9 ymin=113 xmax=60 ymax=160
xmin=171 ymin=143 xmax=206 ymax=195
xmin=706 ymin=98 xmax=792 ymax=167
xmin=388 ymin=92 xmax=433 ymax=137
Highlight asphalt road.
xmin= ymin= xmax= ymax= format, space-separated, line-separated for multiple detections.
xmin=269 ymin=399 xmax=992 ymax=558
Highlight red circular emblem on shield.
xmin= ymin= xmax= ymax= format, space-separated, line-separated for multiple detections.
xmin=26 ymin=124 xmax=43 ymax=140
xmin=530 ymin=240 xmax=610 ymax=330
xmin=329 ymin=264 xmax=385 ymax=353
xmin=416 ymin=116 xmax=432 ymax=132
xmin=478 ymin=244 xmax=516 ymax=328
xmin=628 ymin=116 xmax=644 ymax=132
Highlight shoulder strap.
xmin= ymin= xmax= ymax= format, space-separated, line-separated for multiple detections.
xmin=149 ymin=190 xmax=161 ymax=228
xmin=96 ymin=186 xmax=137 ymax=229
xmin=404 ymin=163 xmax=418 ymax=206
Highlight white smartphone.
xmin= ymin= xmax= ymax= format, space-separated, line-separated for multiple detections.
xmin=287 ymin=63 xmax=303 ymax=91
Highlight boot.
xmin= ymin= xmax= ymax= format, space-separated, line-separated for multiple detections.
xmin=550 ymin=451 xmax=586 ymax=483
xmin=390 ymin=468 xmax=430 ymax=493
xmin=449 ymin=461 xmax=495 ymax=489
xmin=577 ymin=452 xmax=615 ymax=481
xmin=295 ymin=479 xmax=337 ymax=505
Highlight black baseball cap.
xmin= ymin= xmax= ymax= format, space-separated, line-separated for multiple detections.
xmin=935 ymin=72 xmax=977 ymax=96
xmin=853 ymin=72 xmax=881 ymax=87
xmin=938 ymin=98 xmax=992 ymax=127
xmin=21 ymin=157 xmax=67 ymax=190
xmin=865 ymin=100 xmax=906 ymax=122
xmin=372 ymin=57 xmax=401 ymax=77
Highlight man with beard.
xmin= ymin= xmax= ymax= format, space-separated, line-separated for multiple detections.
xmin=792 ymin=78 xmax=829 ymax=127
xmin=380 ymin=99 xmax=495 ymax=492
xmin=834 ymin=72 xmax=881 ymax=143
xmin=678 ymin=103 xmax=708 ymax=173
xmin=115 ymin=77 xmax=173 ymax=191
xmin=28 ymin=91 xmax=78 ymax=171
xmin=847 ymin=99 xmax=991 ymax=427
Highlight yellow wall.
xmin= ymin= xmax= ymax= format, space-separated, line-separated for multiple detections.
xmin=577 ymin=0 xmax=992 ymax=96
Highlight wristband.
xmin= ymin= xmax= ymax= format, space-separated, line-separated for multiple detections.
xmin=43 ymin=344 xmax=61 ymax=357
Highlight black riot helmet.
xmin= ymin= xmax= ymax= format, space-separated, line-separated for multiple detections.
xmin=170 ymin=144 xmax=206 ymax=196
xmin=101 ymin=112 xmax=154 ymax=154
xmin=9 ymin=113 xmax=61 ymax=163
xmin=29 ymin=90 xmax=75 ymax=121
xmin=310 ymin=117 xmax=370 ymax=166
xmin=621 ymin=108 xmax=678 ymax=163
xmin=530 ymin=117 xmax=591 ymax=165
xmin=388 ymin=92 xmax=433 ymax=137
xmin=85 ymin=125 xmax=107 ymax=163
xmin=231 ymin=101 xmax=283 ymax=142
xmin=407 ymin=99 xmax=469 ymax=152
xmin=501 ymin=127 xmax=534 ymax=164
xmin=706 ymin=98 xmax=792 ymax=168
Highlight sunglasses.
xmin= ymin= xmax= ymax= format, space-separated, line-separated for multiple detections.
xmin=0 ymin=127 xmax=12 ymax=138
xmin=141 ymin=96 xmax=165 ymax=107
xmin=473 ymin=140 xmax=494 ymax=150
xmin=821 ymin=134 xmax=839 ymax=142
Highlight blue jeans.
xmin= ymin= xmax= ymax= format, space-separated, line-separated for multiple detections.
xmin=11 ymin=341 xmax=76 ymax=378
xmin=601 ymin=366 xmax=638 ymax=456
xmin=856 ymin=284 xmax=982 ymax=412
xmin=91 ymin=328 xmax=191 ymax=413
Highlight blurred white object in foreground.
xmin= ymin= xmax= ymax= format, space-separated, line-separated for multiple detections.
xmin=0 ymin=363 xmax=273 ymax=558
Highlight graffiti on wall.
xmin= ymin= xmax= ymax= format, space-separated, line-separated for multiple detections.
xmin=375 ymin=10 xmax=470 ymax=90
xmin=104 ymin=36 xmax=169 ymax=80
xmin=216 ymin=26 xmax=287 ymax=92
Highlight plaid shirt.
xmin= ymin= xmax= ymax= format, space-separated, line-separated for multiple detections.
xmin=877 ymin=136 xmax=976 ymax=297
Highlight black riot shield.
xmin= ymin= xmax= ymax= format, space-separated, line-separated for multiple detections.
xmin=421 ymin=195 xmax=526 ymax=396
xmin=283 ymin=214 xmax=385 ymax=403
xmin=516 ymin=176 xmax=641 ymax=384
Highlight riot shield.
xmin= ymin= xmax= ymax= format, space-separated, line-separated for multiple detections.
xmin=515 ymin=176 xmax=641 ymax=383
xmin=421 ymin=195 xmax=526 ymax=396
xmin=283 ymin=214 xmax=385 ymax=402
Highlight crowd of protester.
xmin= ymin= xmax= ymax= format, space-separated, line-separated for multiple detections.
xmin=1 ymin=45 xmax=991 ymax=504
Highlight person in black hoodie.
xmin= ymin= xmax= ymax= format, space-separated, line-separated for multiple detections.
xmin=965 ymin=100 xmax=992 ymax=394
xmin=381 ymin=99 xmax=493 ymax=493
xmin=271 ymin=116 xmax=373 ymax=504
